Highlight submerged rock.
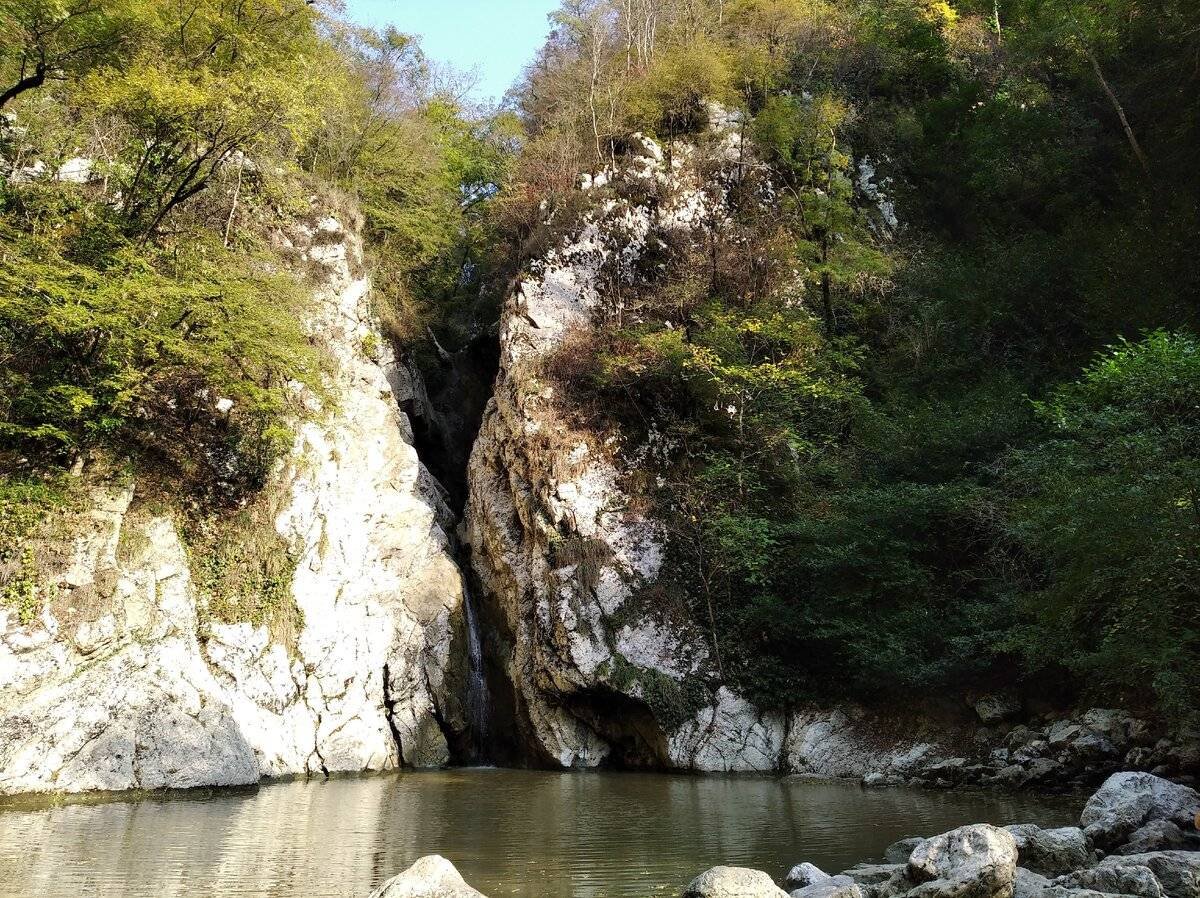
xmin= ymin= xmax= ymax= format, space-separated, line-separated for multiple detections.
xmin=683 ymin=866 xmax=791 ymax=898
xmin=886 ymin=839 xmax=928 ymax=865
xmin=369 ymin=856 xmax=487 ymax=898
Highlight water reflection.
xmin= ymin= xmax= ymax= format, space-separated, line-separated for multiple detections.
xmin=0 ymin=769 xmax=1080 ymax=898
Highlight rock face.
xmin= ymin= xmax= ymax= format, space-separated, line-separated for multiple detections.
xmin=464 ymin=129 xmax=788 ymax=770
xmin=0 ymin=211 xmax=470 ymax=794
xmin=368 ymin=856 xmax=487 ymax=898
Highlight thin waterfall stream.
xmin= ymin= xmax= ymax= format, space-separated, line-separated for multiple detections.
xmin=462 ymin=583 xmax=491 ymax=759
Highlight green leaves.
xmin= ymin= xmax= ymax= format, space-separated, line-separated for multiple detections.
xmin=1004 ymin=332 xmax=1200 ymax=720
xmin=0 ymin=221 xmax=320 ymax=496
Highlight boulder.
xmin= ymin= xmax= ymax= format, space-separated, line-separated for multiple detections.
xmin=886 ymin=839 xmax=928 ymax=865
xmin=1080 ymin=773 xmax=1200 ymax=850
xmin=1056 ymin=865 xmax=1165 ymax=898
xmin=683 ymin=866 xmax=790 ymax=898
xmin=842 ymin=865 xmax=908 ymax=887
xmin=787 ymin=864 xmax=832 ymax=890
xmin=368 ymin=856 xmax=487 ymax=898
xmin=1004 ymin=825 xmax=1091 ymax=877
xmin=976 ymin=696 xmax=1022 ymax=725
xmin=1013 ymin=868 xmax=1120 ymax=898
xmin=1115 ymin=821 xmax=1190 ymax=856
xmin=1099 ymin=852 xmax=1200 ymax=898
xmin=907 ymin=824 xmax=1019 ymax=898
xmin=792 ymin=879 xmax=864 ymax=898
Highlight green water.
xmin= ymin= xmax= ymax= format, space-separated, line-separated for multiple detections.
xmin=0 ymin=769 xmax=1080 ymax=898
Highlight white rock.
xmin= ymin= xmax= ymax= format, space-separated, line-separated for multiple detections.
xmin=1080 ymin=772 xmax=1200 ymax=850
xmin=683 ymin=866 xmax=790 ymax=898
xmin=907 ymin=825 xmax=1019 ymax=898
xmin=369 ymin=855 xmax=487 ymax=898
xmin=0 ymin=211 xmax=468 ymax=795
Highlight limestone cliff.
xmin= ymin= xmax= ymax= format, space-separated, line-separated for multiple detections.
xmin=464 ymin=127 xmax=790 ymax=771
xmin=461 ymin=127 xmax=1197 ymax=785
xmin=0 ymin=210 xmax=470 ymax=794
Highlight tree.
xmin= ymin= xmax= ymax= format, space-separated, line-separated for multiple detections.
xmin=1004 ymin=332 xmax=1200 ymax=719
xmin=0 ymin=0 xmax=134 ymax=109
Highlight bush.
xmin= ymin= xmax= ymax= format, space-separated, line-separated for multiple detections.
xmin=1003 ymin=331 xmax=1200 ymax=721
xmin=0 ymin=203 xmax=321 ymax=498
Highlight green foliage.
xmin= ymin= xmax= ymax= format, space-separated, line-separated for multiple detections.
xmin=185 ymin=503 xmax=302 ymax=650
xmin=0 ymin=211 xmax=320 ymax=494
xmin=0 ymin=475 xmax=68 ymax=625
xmin=626 ymin=39 xmax=735 ymax=137
xmin=1004 ymin=332 xmax=1200 ymax=720
xmin=0 ymin=0 xmax=136 ymax=108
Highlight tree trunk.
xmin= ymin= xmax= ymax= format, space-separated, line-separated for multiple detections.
xmin=1087 ymin=49 xmax=1151 ymax=178
xmin=0 ymin=64 xmax=47 ymax=109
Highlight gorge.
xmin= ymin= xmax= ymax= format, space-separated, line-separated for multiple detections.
xmin=2 ymin=0 xmax=1200 ymax=895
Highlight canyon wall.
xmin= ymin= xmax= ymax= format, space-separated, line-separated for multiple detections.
xmin=0 ymin=211 xmax=471 ymax=794
xmin=462 ymin=126 xmax=1200 ymax=785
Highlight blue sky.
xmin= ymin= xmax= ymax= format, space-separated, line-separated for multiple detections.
xmin=343 ymin=0 xmax=560 ymax=104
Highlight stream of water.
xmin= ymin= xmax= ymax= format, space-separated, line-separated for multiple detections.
xmin=0 ymin=769 xmax=1080 ymax=898
xmin=461 ymin=586 xmax=492 ymax=756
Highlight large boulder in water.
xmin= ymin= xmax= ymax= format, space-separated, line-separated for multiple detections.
xmin=369 ymin=856 xmax=488 ymax=898
xmin=683 ymin=866 xmax=791 ymax=898
xmin=906 ymin=824 xmax=1019 ymax=898
xmin=786 ymin=864 xmax=833 ymax=890
xmin=1003 ymin=825 xmax=1091 ymax=877
xmin=1080 ymin=772 xmax=1200 ymax=850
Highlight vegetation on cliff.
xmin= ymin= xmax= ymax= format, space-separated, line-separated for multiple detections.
xmin=0 ymin=0 xmax=510 ymax=628
xmin=512 ymin=0 xmax=1200 ymax=722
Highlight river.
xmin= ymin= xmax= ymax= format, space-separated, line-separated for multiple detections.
xmin=0 ymin=769 xmax=1081 ymax=898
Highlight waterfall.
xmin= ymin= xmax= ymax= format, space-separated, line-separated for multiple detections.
xmin=462 ymin=585 xmax=491 ymax=759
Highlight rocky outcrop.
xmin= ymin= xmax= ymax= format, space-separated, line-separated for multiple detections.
xmin=1080 ymin=773 xmax=1200 ymax=851
xmin=460 ymin=109 xmax=1198 ymax=783
xmin=369 ymin=856 xmax=487 ymax=898
xmin=0 ymin=210 xmax=471 ymax=794
xmin=464 ymin=128 xmax=783 ymax=770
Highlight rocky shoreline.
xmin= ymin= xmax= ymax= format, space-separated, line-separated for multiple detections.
xmin=368 ymin=772 xmax=1200 ymax=898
